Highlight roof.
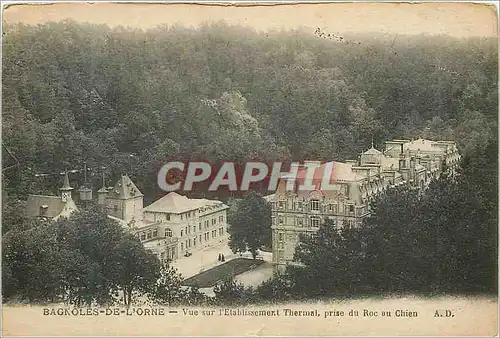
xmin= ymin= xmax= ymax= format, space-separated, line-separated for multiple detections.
xmin=278 ymin=161 xmax=365 ymax=194
xmin=26 ymin=194 xmax=78 ymax=219
xmin=362 ymin=147 xmax=382 ymax=155
xmin=143 ymin=192 xmax=225 ymax=214
xmin=107 ymin=175 xmax=143 ymax=200
xmin=404 ymin=138 xmax=447 ymax=153
xmin=60 ymin=172 xmax=73 ymax=191
xmin=27 ymin=195 xmax=66 ymax=218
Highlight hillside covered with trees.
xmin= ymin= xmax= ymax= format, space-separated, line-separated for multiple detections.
xmin=2 ymin=20 xmax=498 ymax=209
xmin=1 ymin=19 xmax=498 ymax=306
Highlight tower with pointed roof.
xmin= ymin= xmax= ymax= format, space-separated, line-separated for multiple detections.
xmin=105 ymin=174 xmax=144 ymax=222
xmin=60 ymin=171 xmax=74 ymax=203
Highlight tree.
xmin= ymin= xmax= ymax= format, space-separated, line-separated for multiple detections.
xmin=110 ymin=237 xmax=161 ymax=307
xmin=213 ymin=276 xmax=254 ymax=305
xmin=288 ymin=219 xmax=366 ymax=298
xmin=147 ymin=265 xmax=188 ymax=306
xmin=2 ymin=203 xmax=164 ymax=306
xmin=227 ymin=190 xmax=271 ymax=259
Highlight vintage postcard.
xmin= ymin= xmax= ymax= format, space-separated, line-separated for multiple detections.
xmin=1 ymin=1 xmax=498 ymax=336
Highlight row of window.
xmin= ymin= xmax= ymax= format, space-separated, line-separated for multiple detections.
xmin=180 ymin=227 xmax=225 ymax=251
xmin=273 ymin=200 xmax=355 ymax=213
xmin=180 ymin=215 xmax=225 ymax=237
xmin=139 ymin=215 xmax=226 ymax=241
xmin=273 ymin=217 xmax=358 ymax=229
xmin=139 ymin=228 xmax=160 ymax=241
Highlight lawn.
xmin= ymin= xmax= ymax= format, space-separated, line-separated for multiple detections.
xmin=182 ymin=258 xmax=265 ymax=288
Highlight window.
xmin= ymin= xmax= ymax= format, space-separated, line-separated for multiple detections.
xmin=166 ymin=214 xmax=170 ymax=221
xmin=181 ymin=230 xmax=183 ymax=237
xmin=298 ymin=201 xmax=303 ymax=210
xmin=165 ymin=228 xmax=173 ymax=237
xmin=181 ymin=242 xmax=184 ymax=251
xmin=152 ymin=228 xmax=158 ymax=237
xmin=279 ymin=217 xmax=284 ymax=225
xmin=199 ymin=223 xmax=202 ymax=231
xmin=219 ymin=227 xmax=223 ymax=236
xmin=147 ymin=231 xmax=152 ymax=239
xmin=279 ymin=201 xmax=285 ymax=210
xmin=188 ymin=239 xmax=191 ymax=247
xmin=194 ymin=237 xmax=197 ymax=246
xmin=310 ymin=217 xmax=321 ymax=227
xmin=199 ymin=234 xmax=202 ymax=242
xmin=193 ymin=225 xmax=196 ymax=233
xmin=278 ymin=233 xmax=284 ymax=241
xmin=298 ymin=218 xmax=303 ymax=226
xmin=279 ymin=242 xmax=284 ymax=249
xmin=310 ymin=199 xmax=320 ymax=211
xmin=185 ymin=226 xmax=188 ymax=234
xmin=348 ymin=205 xmax=354 ymax=213
xmin=140 ymin=232 xmax=146 ymax=241
xmin=114 ymin=205 xmax=118 ymax=212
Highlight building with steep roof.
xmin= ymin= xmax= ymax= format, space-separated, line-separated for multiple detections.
xmin=26 ymin=172 xmax=79 ymax=221
xmin=267 ymin=138 xmax=460 ymax=273
xmin=103 ymin=174 xmax=144 ymax=223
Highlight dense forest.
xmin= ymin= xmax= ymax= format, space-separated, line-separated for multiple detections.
xmin=2 ymin=20 xmax=498 ymax=209
xmin=1 ymin=19 xmax=498 ymax=305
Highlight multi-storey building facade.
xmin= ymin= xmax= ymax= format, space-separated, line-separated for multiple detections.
xmin=266 ymin=138 xmax=460 ymax=273
xmin=139 ymin=192 xmax=229 ymax=263
xmin=97 ymin=176 xmax=229 ymax=265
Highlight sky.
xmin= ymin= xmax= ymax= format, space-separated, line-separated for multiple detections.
xmin=2 ymin=2 xmax=498 ymax=38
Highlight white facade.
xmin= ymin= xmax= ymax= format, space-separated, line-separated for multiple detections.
xmin=140 ymin=192 xmax=229 ymax=260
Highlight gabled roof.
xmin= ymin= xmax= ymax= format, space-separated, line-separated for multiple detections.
xmin=107 ymin=175 xmax=143 ymax=200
